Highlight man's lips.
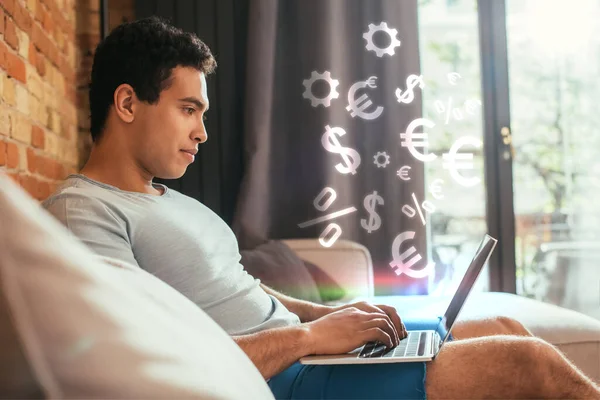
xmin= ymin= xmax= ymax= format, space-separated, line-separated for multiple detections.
xmin=180 ymin=150 xmax=196 ymax=163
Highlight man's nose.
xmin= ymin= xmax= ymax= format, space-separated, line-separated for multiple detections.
xmin=193 ymin=130 xmax=207 ymax=144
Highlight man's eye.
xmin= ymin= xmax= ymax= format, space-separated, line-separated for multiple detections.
xmin=184 ymin=107 xmax=195 ymax=115
xmin=203 ymin=115 xmax=208 ymax=121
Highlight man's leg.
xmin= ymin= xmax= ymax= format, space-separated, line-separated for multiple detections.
xmin=425 ymin=335 xmax=600 ymax=399
xmin=452 ymin=316 xmax=534 ymax=340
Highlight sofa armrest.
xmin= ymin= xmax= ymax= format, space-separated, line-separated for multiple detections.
xmin=282 ymin=239 xmax=374 ymax=304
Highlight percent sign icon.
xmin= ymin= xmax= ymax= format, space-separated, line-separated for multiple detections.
xmin=401 ymin=193 xmax=435 ymax=225
xmin=434 ymin=97 xmax=482 ymax=124
xmin=298 ymin=187 xmax=357 ymax=248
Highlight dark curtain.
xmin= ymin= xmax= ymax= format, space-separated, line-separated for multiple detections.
xmin=137 ymin=0 xmax=428 ymax=296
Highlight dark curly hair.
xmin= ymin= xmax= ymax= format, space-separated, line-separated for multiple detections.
xmin=88 ymin=16 xmax=217 ymax=142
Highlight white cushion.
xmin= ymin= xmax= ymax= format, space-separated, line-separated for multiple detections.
xmin=0 ymin=171 xmax=274 ymax=399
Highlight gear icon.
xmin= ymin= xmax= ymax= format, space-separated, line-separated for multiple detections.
xmin=373 ymin=151 xmax=391 ymax=168
xmin=363 ymin=22 xmax=401 ymax=58
xmin=302 ymin=71 xmax=340 ymax=107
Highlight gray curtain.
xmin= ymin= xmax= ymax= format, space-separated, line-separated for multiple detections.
xmin=232 ymin=0 xmax=428 ymax=295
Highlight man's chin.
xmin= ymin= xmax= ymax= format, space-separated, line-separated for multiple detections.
xmin=156 ymin=169 xmax=187 ymax=181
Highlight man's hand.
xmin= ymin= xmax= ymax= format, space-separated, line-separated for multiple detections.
xmin=303 ymin=304 xmax=407 ymax=356
xmin=312 ymin=301 xmax=407 ymax=341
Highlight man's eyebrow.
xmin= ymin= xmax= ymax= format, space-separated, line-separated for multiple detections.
xmin=178 ymin=97 xmax=209 ymax=111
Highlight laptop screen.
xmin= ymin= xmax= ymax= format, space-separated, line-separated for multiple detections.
xmin=436 ymin=234 xmax=498 ymax=348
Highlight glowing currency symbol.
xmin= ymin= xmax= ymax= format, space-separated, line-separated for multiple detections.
xmin=395 ymin=74 xmax=425 ymax=104
xmin=321 ymin=125 xmax=362 ymax=175
xmin=443 ymin=136 xmax=482 ymax=187
xmin=400 ymin=118 xmax=437 ymax=163
xmin=389 ymin=231 xmax=435 ymax=279
xmin=361 ymin=190 xmax=384 ymax=233
xmin=298 ymin=187 xmax=358 ymax=248
xmin=447 ymin=72 xmax=461 ymax=85
xmin=346 ymin=76 xmax=384 ymax=120
xmin=429 ymin=179 xmax=444 ymax=200
xmin=397 ymin=166 xmax=411 ymax=181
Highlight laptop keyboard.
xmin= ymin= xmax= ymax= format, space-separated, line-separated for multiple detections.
xmin=358 ymin=331 xmax=427 ymax=358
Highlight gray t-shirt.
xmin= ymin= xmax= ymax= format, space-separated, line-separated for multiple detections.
xmin=42 ymin=174 xmax=301 ymax=336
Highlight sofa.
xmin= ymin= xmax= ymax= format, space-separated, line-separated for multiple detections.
xmin=2 ymin=169 xmax=599 ymax=398
xmin=284 ymin=238 xmax=600 ymax=384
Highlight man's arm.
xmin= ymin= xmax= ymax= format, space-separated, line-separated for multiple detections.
xmin=260 ymin=283 xmax=331 ymax=322
xmin=232 ymin=324 xmax=313 ymax=380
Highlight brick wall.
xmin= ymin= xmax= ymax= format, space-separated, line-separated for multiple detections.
xmin=0 ymin=0 xmax=102 ymax=201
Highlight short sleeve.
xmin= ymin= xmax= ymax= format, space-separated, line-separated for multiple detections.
xmin=43 ymin=193 xmax=140 ymax=268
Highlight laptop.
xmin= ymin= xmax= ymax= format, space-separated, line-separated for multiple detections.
xmin=299 ymin=234 xmax=498 ymax=365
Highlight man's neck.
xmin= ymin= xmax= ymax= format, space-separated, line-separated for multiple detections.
xmin=80 ymin=145 xmax=163 ymax=196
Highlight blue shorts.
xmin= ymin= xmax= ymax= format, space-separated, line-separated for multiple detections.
xmin=268 ymin=316 xmax=453 ymax=400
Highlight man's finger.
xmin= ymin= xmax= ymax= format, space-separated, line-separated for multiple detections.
xmin=377 ymin=304 xmax=406 ymax=339
xmin=363 ymin=304 xmax=400 ymax=344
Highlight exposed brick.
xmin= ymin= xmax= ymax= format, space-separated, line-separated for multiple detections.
xmin=1 ymin=0 xmax=109 ymax=193
xmin=0 ymin=140 xmax=6 ymax=166
xmin=0 ymin=8 xmax=5 ymax=36
xmin=31 ymin=125 xmax=44 ymax=148
xmin=0 ymin=0 xmax=15 ymax=17
xmin=28 ymin=93 xmax=39 ymax=123
xmin=38 ymin=179 xmax=50 ymax=199
xmin=27 ymin=40 xmax=35 ymax=62
xmin=13 ymin=0 xmax=32 ymax=34
xmin=4 ymin=16 xmax=18 ymax=51
xmin=37 ymin=154 xmax=49 ymax=177
xmin=44 ymin=130 xmax=58 ymax=156
xmin=34 ymin=2 xmax=43 ymax=23
xmin=50 ymin=109 xmax=60 ymax=133
xmin=7 ymin=51 xmax=26 ymax=83
xmin=26 ymin=146 xmax=37 ymax=172
xmin=32 ymin=23 xmax=50 ymax=56
xmin=25 ymin=0 xmax=35 ymax=13
xmin=2 ymin=75 xmax=16 ymax=105
xmin=26 ymin=64 xmax=43 ymax=99
xmin=17 ymin=142 xmax=26 ymax=171
xmin=20 ymin=174 xmax=38 ymax=199
xmin=35 ymin=49 xmax=46 ymax=76
xmin=10 ymin=111 xmax=32 ymax=144
xmin=6 ymin=141 xmax=18 ymax=169
xmin=17 ymin=28 xmax=28 ymax=58
xmin=0 ymin=40 xmax=8 ymax=70
xmin=42 ymin=6 xmax=53 ymax=33
xmin=0 ymin=103 xmax=10 ymax=135
xmin=14 ymin=82 xmax=28 ymax=114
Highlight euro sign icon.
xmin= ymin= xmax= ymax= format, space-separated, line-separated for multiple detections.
xmin=389 ymin=231 xmax=435 ymax=279
xmin=400 ymin=118 xmax=437 ymax=163
xmin=321 ymin=125 xmax=362 ymax=175
xmin=346 ymin=76 xmax=384 ymax=120
xmin=443 ymin=136 xmax=482 ymax=187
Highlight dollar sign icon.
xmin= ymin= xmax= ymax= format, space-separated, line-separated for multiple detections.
xmin=321 ymin=125 xmax=362 ymax=175
xmin=442 ymin=136 xmax=482 ymax=187
xmin=400 ymin=118 xmax=437 ymax=163
xmin=395 ymin=74 xmax=425 ymax=104
xmin=346 ymin=76 xmax=384 ymax=120
xmin=361 ymin=190 xmax=384 ymax=233
xmin=389 ymin=231 xmax=435 ymax=279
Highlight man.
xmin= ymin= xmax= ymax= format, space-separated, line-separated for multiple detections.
xmin=43 ymin=17 xmax=600 ymax=399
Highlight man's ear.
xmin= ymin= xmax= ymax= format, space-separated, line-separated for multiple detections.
xmin=113 ymin=84 xmax=138 ymax=124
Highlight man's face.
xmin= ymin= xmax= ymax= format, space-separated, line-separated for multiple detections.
xmin=132 ymin=66 xmax=209 ymax=180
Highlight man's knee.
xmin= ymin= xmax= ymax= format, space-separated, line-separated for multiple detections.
xmin=493 ymin=316 xmax=533 ymax=337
